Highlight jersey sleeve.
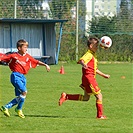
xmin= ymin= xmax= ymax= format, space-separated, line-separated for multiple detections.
xmin=29 ymin=56 xmax=39 ymax=68
xmin=0 ymin=53 xmax=5 ymax=57
xmin=78 ymin=51 xmax=92 ymax=65
xmin=0 ymin=54 xmax=12 ymax=63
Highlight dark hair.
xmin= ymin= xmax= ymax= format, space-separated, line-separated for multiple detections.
xmin=16 ymin=39 xmax=28 ymax=48
xmin=87 ymin=37 xmax=99 ymax=47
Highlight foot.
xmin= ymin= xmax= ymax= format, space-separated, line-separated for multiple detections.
xmin=96 ymin=115 xmax=107 ymax=119
xmin=59 ymin=92 xmax=67 ymax=106
xmin=15 ymin=108 xmax=25 ymax=118
xmin=0 ymin=106 xmax=10 ymax=117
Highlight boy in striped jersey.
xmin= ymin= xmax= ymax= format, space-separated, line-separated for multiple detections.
xmin=59 ymin=37 xmax=110 ymax=119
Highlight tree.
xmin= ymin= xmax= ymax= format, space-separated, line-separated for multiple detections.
xmin=17 ymin=0 xmax=44 ymax=18
xmin=116 ymin=0 xmax=133 ymax=33
xmin=49 ymin=0 xmax=76 ymax=19
xmin=49 ymin=0 xmax=77 ymax=61
xmin=119 ymin=0 xmax=130 ymax=19
xmin=88 ymin=16 xmax=116 ymax=35
xmin=87 ymin=15 xmax=132 ymax=61
xmin=0 ymin=0 xmax=14 ymax=18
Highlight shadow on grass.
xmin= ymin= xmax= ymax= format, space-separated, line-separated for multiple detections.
xmin=19 ymin=114 xmax=66 ymax=118
xmin=0 ymin=114 xmax=87 ymax=118
xmin=24 ymin=114 xmax=88 ymax=119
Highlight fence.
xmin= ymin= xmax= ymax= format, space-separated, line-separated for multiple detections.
xmin=0 ymin=0 xmax=133 ymax=62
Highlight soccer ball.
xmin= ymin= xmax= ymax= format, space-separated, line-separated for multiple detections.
xmin=100 ymin=36 xmax=112 ymax=49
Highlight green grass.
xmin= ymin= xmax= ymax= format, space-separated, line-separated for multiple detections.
xmin=0 ymin=62 xmax=132 ymax=133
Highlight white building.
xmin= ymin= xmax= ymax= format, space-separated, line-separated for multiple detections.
xmin=83 ymin=0 xmax=122 ymax=36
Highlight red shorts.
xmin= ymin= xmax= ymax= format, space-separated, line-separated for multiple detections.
xmin=80 ymin=75 xmax=101 ymax=95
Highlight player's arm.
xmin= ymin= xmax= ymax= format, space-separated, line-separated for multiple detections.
xmin=77 ymin=51 xmax=92 ymax=69
xmin=96 ymin=69 xmax=110 ymax=79
xmin=78 ymin=59 xmax=88 ymax=69
xmin=38 ymin=61 xmax=50 ymax=72
xmin=29 ymin=55 xmax=50 ymax=72
xmin=0 ymin=54 xmax=11 ymax=62
xmin=0 ymin=53 xmax=5 ymax=61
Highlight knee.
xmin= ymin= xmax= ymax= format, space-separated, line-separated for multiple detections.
xmin=95 ymin=93 xmax=102 ymax=101
xmin=21 ymin=91 xmax=27 ymax=96
xmin=83 ymin=98 xmax=89 ymax=101
xmin=83 ymin=96 xmax=90 ymax=101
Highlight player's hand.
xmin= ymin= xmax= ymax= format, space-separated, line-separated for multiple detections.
xmin=104 ymin=74 xmax=110 ymax=79
xmin=82 ymin=64 xmax=88 ymax=69
xmin=45 ymin=64 xmax=50 ymax=72
xmin=79 ymin=60 xmax=88 ymax=69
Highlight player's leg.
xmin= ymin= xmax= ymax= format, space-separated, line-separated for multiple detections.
xmin=79 ymin=84 xmax=91 ymax=101
xmin=59 ymin=89 xmax=90 ymax=106
xmin=15 ymin=92 xmax=26 ymax=119
xmin=59 ymin=92 xmax=84 ymax=106
xmin=95 ymin=93 xmax=103 ymax=117
xmin=7 ymin=72 xmax=27 ymax=108
xmin=95 ymin=93 xmax=106 ymax=119
xmin=0 ymin=94 xmax=24 ymax=117
xmin=0 ymin=88 xmax=21 ymax=117
xmin=4 ymin=96 xmax=21 ymax=109
xmin=89 ymin=77 xmax=106 ymax=119
xmin=83 ymin=90 xmax=90 ymax=101
xmin=11 ymin=72 xmax=27 ymax=118
xmin=1 ymin=72 xmax=27 ymax=118
xmin=15 ymin=76 xmax=27 ymax=118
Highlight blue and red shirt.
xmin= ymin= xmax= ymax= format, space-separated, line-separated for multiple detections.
xmin=0 ymin=52 xmax=39 ymax=74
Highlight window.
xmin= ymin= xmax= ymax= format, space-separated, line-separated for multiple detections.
xmin=101 ymin=5 xmax=104 ymax=10
xmin=95 ymin=5 xmax=99 ymax=9
xmin=108 ymin=5 xmax=110 ymax=10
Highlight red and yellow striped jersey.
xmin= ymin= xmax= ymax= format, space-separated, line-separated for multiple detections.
xmin=79 ymin=50 xmax=97 ymax=76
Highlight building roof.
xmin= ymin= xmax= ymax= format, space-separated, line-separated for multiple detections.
xmin=0 ymin=18 xmax=68 ymax=24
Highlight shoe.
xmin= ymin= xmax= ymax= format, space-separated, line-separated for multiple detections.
xmin=96 ymin=115 xmax=107 ymax=119
xmin=15 ymin=108 xmax=25 ymax=118
xmin=0 ymin=106 xmax=10 ymax=117
xmin=59 ymin=92 xmax=67 ymax=106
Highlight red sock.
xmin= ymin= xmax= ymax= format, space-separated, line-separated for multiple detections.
xmin=66 ymin=94 xmax=83 ymax=101
xmin=96 ymin=100 xmax=103 ymax=117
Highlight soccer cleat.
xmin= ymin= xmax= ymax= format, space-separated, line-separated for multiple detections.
xmin=15 ymin=108 xmax=25 ymax=118
xmin=0 ymin=106 xmax=10 ymax=117
xmin=96 ymin=115 xmax=107 ymax=120
xmin=59 ymin=92 xmax=67 ymax=106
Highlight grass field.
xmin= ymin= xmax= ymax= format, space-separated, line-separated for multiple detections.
xmin=0 ymin=62 xmax=132 ymax=133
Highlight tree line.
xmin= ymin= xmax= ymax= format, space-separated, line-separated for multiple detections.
xmin=0 ymin=0 xmax=132 ymax=62
xmin=50 ymin=0 xmax=133 ymax=62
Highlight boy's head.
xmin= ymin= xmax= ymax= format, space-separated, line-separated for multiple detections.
xmin=16 ymin=39 xmax=28 ymax=55
xmin=87 ymin=37 xmax=99 ymax=52
xmin=16 ymin=39 xmax=28 ymax=48
xmin=87 ymin=37 xmax=99 ymax=47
